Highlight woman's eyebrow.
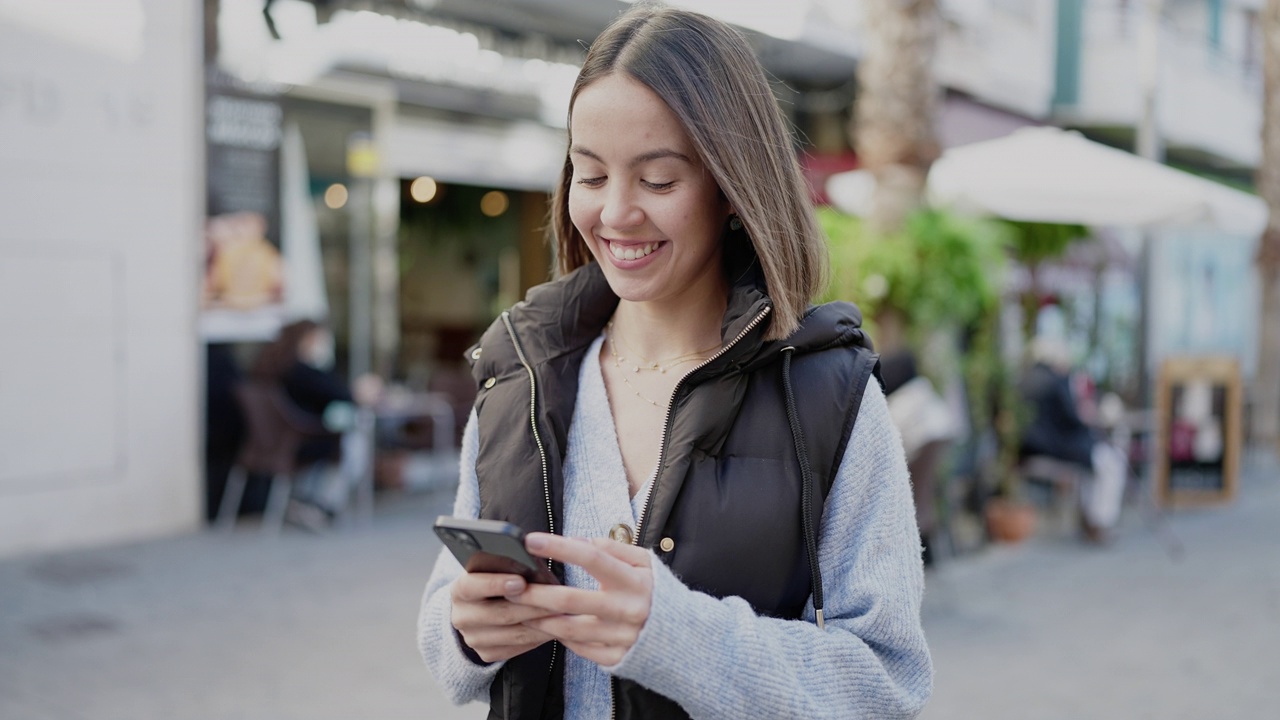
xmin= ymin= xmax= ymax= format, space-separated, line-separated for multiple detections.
xmin=570 ymin=146 xmax=692 ymax=168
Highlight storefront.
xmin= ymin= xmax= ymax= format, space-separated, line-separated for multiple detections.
xmin=203 ymin=2 xmax=571 ymax=509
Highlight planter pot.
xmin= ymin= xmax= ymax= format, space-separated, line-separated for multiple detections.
xmin=985 ymin=498 xmax=1037 ymax=543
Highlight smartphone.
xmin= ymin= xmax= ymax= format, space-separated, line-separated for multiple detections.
xmin=433 ymin=516 xmax=559 ymax=585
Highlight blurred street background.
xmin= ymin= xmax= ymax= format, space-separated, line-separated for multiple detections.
xmin=3 ymin=0 xmax=1280 ymax=718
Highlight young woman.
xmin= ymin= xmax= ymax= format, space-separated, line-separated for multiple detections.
xmin=419 ymin=5 xmax=932 ymax=718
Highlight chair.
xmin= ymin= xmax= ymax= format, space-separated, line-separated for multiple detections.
xmin=1020 ymin=454 xmax=1086 ymax=534
xmin=216 ymin=381 xmax=333 ymax=534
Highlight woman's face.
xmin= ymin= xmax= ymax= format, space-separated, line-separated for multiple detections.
xmin=568 ymin=73 xmax=731 ymax=306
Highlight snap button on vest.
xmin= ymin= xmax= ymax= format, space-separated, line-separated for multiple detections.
xmin=483 ymin=377 xmax=496 ymax=389
xmin=659 ymin=537 xmax=675 ymax=553
xmin=608 ymin=523 xmax=634 ymax=543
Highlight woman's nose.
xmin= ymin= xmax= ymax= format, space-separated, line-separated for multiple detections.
xmin=600 ymin=186 xmax=644 ymax=229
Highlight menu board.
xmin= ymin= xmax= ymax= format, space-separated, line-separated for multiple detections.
xmin=201 ymin=70 xmax=285 ymax=340
xmin=1154 ymin=356 xmax=1242 ymax=507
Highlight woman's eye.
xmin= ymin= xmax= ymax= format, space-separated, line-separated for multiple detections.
xmin=643 ymin=180 xmax=675 ymax=191
xmin=576 ymin=176 xmax=606 ymax=187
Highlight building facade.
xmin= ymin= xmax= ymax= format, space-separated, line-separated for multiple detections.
xmin=0 ymin=0 xmax=204 ymax=557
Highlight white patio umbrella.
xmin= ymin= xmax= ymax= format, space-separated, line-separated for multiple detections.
xmin=281 ymin=121 xmax=329 ymax=322
xmin=827 ymin=126 xmax=1267 ymax=235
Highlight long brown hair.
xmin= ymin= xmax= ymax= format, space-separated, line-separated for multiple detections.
xmin=550 ymin=2 xmax=828 ymax=340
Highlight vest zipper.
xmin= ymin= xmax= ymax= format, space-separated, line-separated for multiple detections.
xmin=499 ymin=311 xmax=559 ymax=679
xmin=631 ymin=305 xmax=771 ymax=547
xmin=611 ymin=304 xmax=771 ymax=720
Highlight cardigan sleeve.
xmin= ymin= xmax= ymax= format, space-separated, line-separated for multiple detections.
xmin=605 ymin=380 xmax=934 ymax=719
xmin=417 ymin=409 xmax=504 ymax=705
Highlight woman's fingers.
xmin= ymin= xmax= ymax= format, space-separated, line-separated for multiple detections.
xmin=583 ymin=536 xmax=653 ymax=567
xmin=450 ymin=571 xmax=562 ymax=663
xmin=510 ymin=583 xmax=649 ymax=627
xmin=523 ymin=613 xmax=639 ymax=648
xmin=459 ymin=623 xmax=555 ymax=652
xmin=450 ymin=535 xmax=654 ymax=661
xmin=451 ymin=571 xmax=529 ymax=602
xmin=452 ymin=596 xmax=560 ymax=629
xmin=525 ymin=533 xmax=651 ymax=587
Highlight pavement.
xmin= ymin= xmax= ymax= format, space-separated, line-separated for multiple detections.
xmin=1 ymin=451 xmax=1276 ymax=720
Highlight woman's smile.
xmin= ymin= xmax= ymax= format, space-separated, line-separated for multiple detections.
xmin=603 ymin=239 xmax=666 ymax=266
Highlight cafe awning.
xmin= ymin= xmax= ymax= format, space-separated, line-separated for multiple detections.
xmin=827 ymin=126 xmax=1267 ymax=236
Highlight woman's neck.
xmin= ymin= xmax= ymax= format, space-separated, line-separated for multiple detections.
xmin=609 ymin=279 xmax=728 ymax=362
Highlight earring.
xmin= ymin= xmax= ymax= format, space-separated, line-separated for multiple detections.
xmin=728 ymin=215 xmax=743 ymax=231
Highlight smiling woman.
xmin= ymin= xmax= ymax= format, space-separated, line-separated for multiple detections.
xmin=417 ymin=4 xmax=933 ymax=720
xmin=567 ymin=73 xmax=730 ymax=312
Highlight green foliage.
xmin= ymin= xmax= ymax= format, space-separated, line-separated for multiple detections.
xmin=819 ymin=207 xmax=1011 ymax=344
xmin=819 ymin=207 xmax=1046 ymax=499
xmin=1002 ymin=220 xmax=1087 ymax=266
xmin=820 ymin=208 xmax=1090 ymax=501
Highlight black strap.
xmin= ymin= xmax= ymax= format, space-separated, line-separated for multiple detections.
xmin=780 ymin=347 xmax=824 ymax=623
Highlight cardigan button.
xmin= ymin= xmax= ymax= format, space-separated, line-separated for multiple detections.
xmin=659 ymin=537 xmax=675 ymax=553
xmin=483 ymin=377 xmax=496 ymax=389
xmin=470 ymin=347 xmax=482 ymax=360
xmin=608 ymin=523 xmax=634 ymax=544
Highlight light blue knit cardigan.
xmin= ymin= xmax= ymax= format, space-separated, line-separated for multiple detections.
xmin=419 ymin=336 xmax=933 ymax=719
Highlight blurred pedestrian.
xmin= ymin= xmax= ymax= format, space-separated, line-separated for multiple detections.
xmin=1019 ymin=337 xmax=1126 ymax=543
xmin=417 ymin=5 xmax=932 ymax=719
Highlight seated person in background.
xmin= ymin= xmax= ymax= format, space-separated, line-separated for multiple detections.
xmin=251 ymin=319 xmax=382 ymax=525
xmin=1019 ymin=337 xmax=1126 ymax=543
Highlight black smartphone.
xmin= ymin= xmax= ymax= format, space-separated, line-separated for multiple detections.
xmin=433 ymin=516 xmax=559 ymax=585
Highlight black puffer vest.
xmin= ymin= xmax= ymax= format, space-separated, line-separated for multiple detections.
xmin=467 ymin=261 xmax=879 ymax=720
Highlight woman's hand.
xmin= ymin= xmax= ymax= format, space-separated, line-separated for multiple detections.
xmin=449 ymin=572 xmax=558 ymax=664
xmin=508 ymin=533 xmax=653 ymax=666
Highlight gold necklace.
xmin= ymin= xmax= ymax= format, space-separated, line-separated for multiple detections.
xmin=606 ymin=321 xmax=719 ymax=374
xmin=606 ymin=330 xmax=664 ymax=407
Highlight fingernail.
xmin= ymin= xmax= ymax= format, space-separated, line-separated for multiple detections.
xmin=526 ymin=534 xmax=547 ymax=551
xmin=505 ymin=579 xmax=524 ymax=594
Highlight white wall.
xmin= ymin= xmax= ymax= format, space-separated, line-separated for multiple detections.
xmin=0 ymin=0 xmax=203 ymax=557
xmin=937 ymin=0 xmax=1059 ymax=119
xmin=1066 ymin=1 xmax=1261 ymax=166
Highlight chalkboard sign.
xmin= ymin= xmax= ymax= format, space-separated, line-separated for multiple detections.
xmin=1154 ymin=356 xmax=1242 ymax=507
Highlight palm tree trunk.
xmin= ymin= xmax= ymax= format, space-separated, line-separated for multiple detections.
xmin=852 ymin=0 xmax=942 ymax=235
xmin=1255 ymin=0 xmax=1280 ymax=452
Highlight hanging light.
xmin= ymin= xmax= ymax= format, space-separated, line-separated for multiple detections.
xmin=410 ymin=176 xmax=438 ymax=203
xmin=480 ymin=190 xmax=509 ymax=217
xmin=323 ymin=182 xmax=348 ymax=209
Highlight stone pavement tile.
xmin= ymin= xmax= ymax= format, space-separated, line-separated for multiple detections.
xmin=3 ymin=456 xmax=1275 ymax=720
xmin=920 ymin=457 xmax=1280 ymax=720
xmin=0 ymin=488 xmax=486 ymax=720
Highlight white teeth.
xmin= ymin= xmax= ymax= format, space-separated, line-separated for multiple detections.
xmin=610 ymin=241 xmax=659 ymax=260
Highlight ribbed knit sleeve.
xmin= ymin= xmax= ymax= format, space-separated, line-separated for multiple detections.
xmin=605 ymin=380 xmax=933 ymax=718
xmin=417 ymin=409 xmax=503 ymax=705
